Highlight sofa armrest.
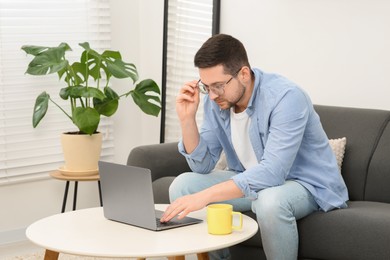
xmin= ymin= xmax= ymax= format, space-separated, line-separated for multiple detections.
xmin=127 ymin=142 xmax=191 ymax=182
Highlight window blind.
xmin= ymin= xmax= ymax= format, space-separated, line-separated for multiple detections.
xmin=163 ymin=0 xmax=214 ymax=143
xmin=0 ymin=0 xmax=114 ymax=184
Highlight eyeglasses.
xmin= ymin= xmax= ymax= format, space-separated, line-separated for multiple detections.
xmin=197 ymin=68 xmax=242 ymax=95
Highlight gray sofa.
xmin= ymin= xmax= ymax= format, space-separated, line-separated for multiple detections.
xmin=127 ymin=105 xmax=390 ymax=260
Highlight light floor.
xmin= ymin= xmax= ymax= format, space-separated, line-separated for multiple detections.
xmin=0 ymin=240 xmax=44 ymax=259
xmin=0 ymin=240 xmax=198 ymax=260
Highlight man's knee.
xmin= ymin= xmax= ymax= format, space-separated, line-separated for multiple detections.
xmin=252 ymin=186 xmax=289 ymax=223
xmin=252 ymin=181 xmax=313 ymax=224
xmin=168 ymin=172 xmax=201 ymax=202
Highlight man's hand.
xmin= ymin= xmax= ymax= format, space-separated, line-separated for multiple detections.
xmin=160 ymin=180 xmax=244 ymax=223
xmin=160 ymin=193 xmax=208 ymax=223
xmin=176 ymin=80 xmax=201 ymax=154
xmin=176 ymin=80 xmax=200 ymax=122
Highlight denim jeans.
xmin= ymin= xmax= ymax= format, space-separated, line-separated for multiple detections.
xmin=169 ymin=170 xmax=319 ymax=260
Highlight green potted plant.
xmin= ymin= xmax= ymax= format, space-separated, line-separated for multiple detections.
xmin=22 ymin=42 xmax=161 ymax=175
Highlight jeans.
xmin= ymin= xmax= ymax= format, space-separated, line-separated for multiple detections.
xmin=169 ymin=170 xmax=319 ymax=260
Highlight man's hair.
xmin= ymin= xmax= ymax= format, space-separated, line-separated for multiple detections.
xmin=194 ymin=34 xmax=251 ymax=75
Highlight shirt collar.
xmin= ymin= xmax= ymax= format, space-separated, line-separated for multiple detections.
xmin=246 ymin=68 xmax=263 ymax=116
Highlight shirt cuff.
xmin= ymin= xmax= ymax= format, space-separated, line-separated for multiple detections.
xmin=178 ymin=137 xmax=208 ymax=162
xmin=231 ymin=174 xmax=258 ymax=200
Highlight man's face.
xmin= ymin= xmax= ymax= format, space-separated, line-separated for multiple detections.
xmin=198 ymin=65 xmax=245 ymax=110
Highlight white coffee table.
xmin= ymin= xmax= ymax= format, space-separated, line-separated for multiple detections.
xmin=26 ymin=204 xmax=258 ymax=260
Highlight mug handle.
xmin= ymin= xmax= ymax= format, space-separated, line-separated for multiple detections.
xmin=231 ymin=211 xmax=243 ymax=230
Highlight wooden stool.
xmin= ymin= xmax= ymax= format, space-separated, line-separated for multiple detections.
xmin=50 ymin=171 xmax=102 ymax=213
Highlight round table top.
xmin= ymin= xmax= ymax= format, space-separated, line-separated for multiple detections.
xmin=50 ymin=171 xmax=100 ymax=181
xmin=26 ymin=204 xmax=258 ymax=258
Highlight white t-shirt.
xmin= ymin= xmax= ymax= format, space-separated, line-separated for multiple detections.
xmin=230 ymin=108 xmax=258 ymax=170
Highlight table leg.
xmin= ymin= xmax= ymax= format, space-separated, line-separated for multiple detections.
xmin=98 ymin=180 xmax=103 ymax=206
xmin=73 ymin=181 xmax=78 ymax=211
xmin=167 ymin=256 xmax=185 ymax=260
xmin=61 ymin=181 xmax=70 ymax=213
xmin=197 ymin=252 xmax=209 ymax=260
xmin=44 ymin=249 xmax=59 ymax=260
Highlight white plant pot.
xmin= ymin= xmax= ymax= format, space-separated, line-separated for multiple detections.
xmin=60 ymin=132 xmax=102 ymax=176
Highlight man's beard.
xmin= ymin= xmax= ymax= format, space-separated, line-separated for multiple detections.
xmin=215 ymin=83 xmax=246 ymax=110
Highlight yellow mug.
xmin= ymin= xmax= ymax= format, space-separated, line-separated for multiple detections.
xmin=207 ymin=204 xmax=243 ymax=235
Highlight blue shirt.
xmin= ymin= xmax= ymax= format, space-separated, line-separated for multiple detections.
xmin=179 ymin=68 xmax=349 ymax=212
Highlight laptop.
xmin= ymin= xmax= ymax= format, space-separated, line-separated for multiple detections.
xmin=98 ymin=161 xmax=202 ymax=231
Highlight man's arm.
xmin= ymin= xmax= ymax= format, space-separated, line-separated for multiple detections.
xmin=160 ymin=179 xmax=244 ymax=222
xmin=176 ymin=80 xmax=201 ymax=154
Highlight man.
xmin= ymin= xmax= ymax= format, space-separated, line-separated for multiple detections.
xmin=161 ymin=34 xmax=348 ymax=260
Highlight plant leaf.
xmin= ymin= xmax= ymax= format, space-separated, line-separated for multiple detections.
xmin=25 ymin=48 xmax=70 ymax=75
xmin=129 ymin=79 xmax=161 ymax=116
xmin=59 ymin=87 xmax=71 ymax=100
xmin=67 ymin=62 xmax=87 ymax=85
xmin=104 ymin=86 xmax=120 ymax=99
xmin=23 ymin=43 xmax=71 ymax=75
xmin=101 ymin=50 xmax=123 ymax=82
xmin=21 ymin=45 xmax=49 ymax=56
xmin=93 ymin=98 xmax=118 ymax=117
xmin=27 ymin=58 xmax=68 ymax=75
xmin=93 ymin=87 xmax=119 ymax=116
xmin=32 ymin=92 xmax=50 ymax=127
xmin=73 ymin=107 xmax=100 ymax=135
xmin=81 ymin=49 xmax=103 ymax=81
xmin=22 ymin=42 xmax=71 ymax=56
xmin=102 ymin=50 xmax=122 ymax=60
xmin=69 ymin=86 xmax=105 ymax=100
xmin=79 ymin=42 xmax=91 ymax=51
xmin=133 ymin=79 xmax=161 ymax=95
xmin=106 ymin=59 xmax=138 ymax=82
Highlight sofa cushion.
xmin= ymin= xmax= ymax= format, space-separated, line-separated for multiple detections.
xmin=297 ymin=201 xmax=390 ymax=260
xmin=329 ymin=137 xmax=347 ymax=172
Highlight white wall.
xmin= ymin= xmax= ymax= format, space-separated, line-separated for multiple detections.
xmin=111 ymin=0 xmax=163 ymax=164
xmin=0 ymin=0 xmax=163 ymax=246
xmin=220 ymin=0 xmax=390 ymax=110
